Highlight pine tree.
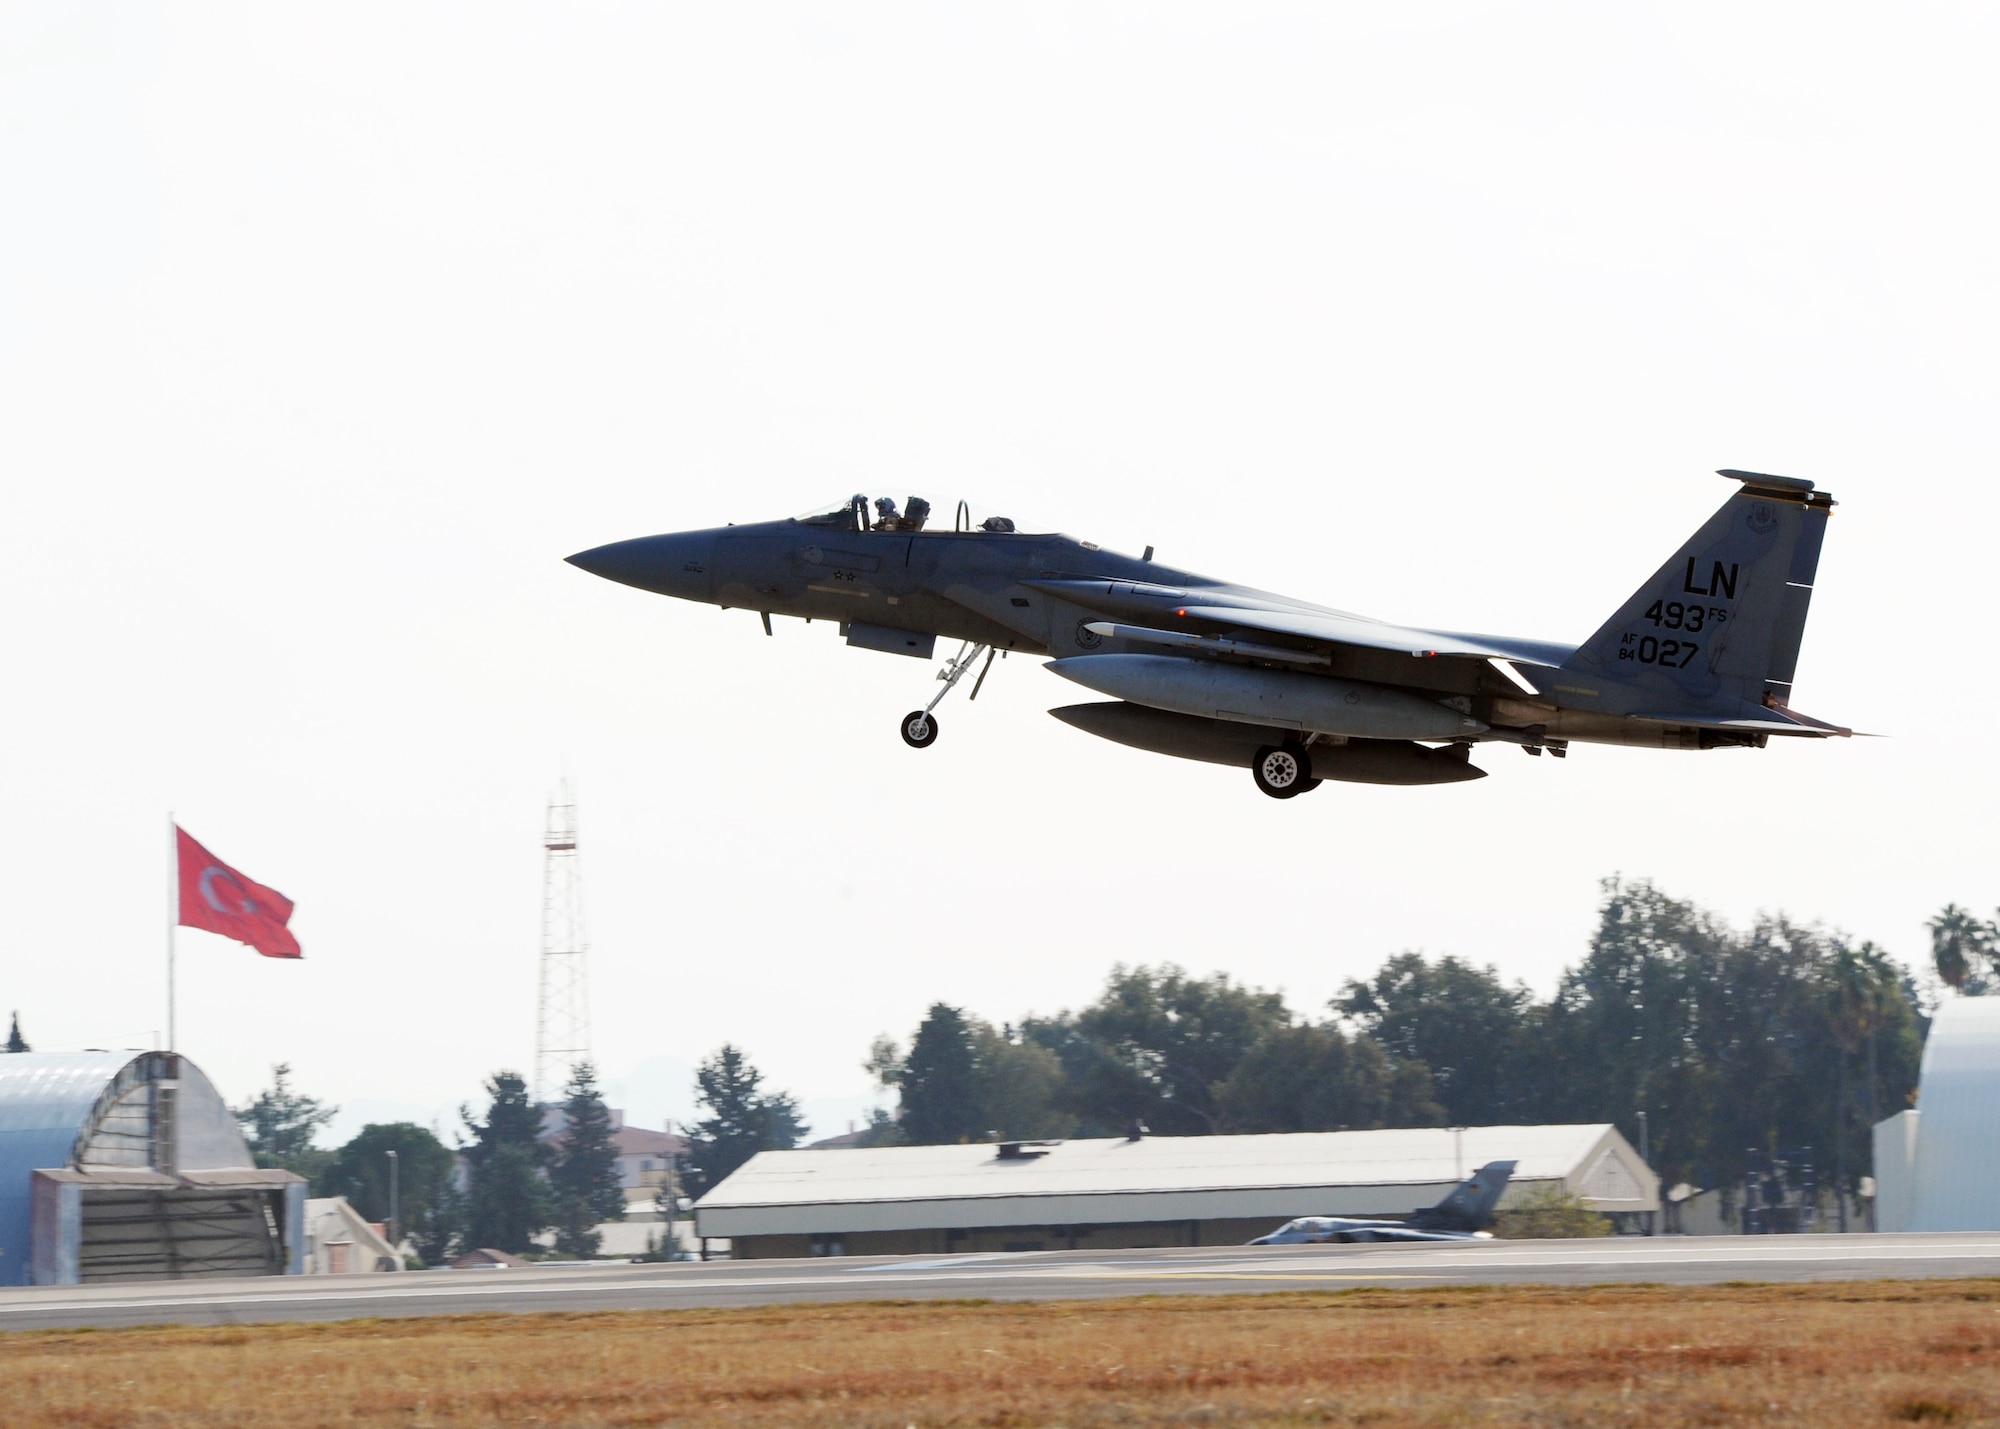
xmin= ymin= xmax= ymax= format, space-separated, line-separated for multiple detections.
xmin=899 ymin=1004 xmax=985 ymax=1144
xmin=460 ymin=1070 xmax=551 ymax=1254
xmin=548 ymin=1062 xmax=625 ymax=1258
xmin=233 ymin=1063 xmax=338 ymax=1181
xmin=416 ymin=1179 xmax=467 ymax=1267
xmin=685 ymin=1046 xmax=806 ymax=1195
xmin=465 ymin=1145 xmax=547 ymax=1254
xmin=5 ymin=1012 xmax=27 ymax=1053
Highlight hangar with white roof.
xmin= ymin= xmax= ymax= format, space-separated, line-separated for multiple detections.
xmin=694 ymin=1123 xmax=1657 ymax=1259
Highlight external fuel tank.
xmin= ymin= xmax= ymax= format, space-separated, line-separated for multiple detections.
xmin=1049 ymin=702 xmax=1485 ymax=785
xmin=1045 ymin=654 xmax=1488 ymax=742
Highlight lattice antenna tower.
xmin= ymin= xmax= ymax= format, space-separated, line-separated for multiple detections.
xmin=534 ymin=780 xmax=592 ymax=1105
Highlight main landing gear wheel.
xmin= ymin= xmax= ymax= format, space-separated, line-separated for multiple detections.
xmin=1252 ymin=743 xmax=1317 ymax=799
xmin=901 ymin=710 xmax=939 ymax=748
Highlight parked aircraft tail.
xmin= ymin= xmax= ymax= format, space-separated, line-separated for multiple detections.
xmin=1406 ymin=1160 xmax=1516 ymax=1232
xmin=1564 ymin=472 xmax=1835 ymax=713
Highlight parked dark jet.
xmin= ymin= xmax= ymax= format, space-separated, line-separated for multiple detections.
xmin=1248 ymin=1161 xmax=1518 ymax=1245
xmin=568 ymin=472 xmax=1847 ymax=798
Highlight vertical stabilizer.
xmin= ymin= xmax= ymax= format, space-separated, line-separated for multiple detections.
xmin=1408 ymin=1160 xmax=1517 ymax=1232
xmin=1564 ymin=472 xmax=1835 ymax=713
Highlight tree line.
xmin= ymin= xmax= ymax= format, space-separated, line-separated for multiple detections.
xmin=233 ymin=1049 xmax=809 ymax=1262
xmin=235 ymin=1063 xmax=627 ymax=1262
xmin=864 ymin=878 xmax=1931 ymax=1205
xmin=221 ymin=876 xmax=1988 ymax=1253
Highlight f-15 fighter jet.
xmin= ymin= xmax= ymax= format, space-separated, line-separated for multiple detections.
xmin=568 ymin=472 xmax=1846 ymax=799
xmin=1248 ymin=1161 xmax=1517 ymax=1245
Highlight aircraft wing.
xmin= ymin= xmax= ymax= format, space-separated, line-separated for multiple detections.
xmin=1177 ymin=606 xmax=1575 ymax=667
xmin=1173 ymin=605 xmax=1508 ymax=660
xmin=1022 ymin=580 xmax=1574 ymax=668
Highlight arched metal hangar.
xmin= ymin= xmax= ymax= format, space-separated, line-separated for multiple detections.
xmin=0 ymin=1051 xmax=304 ymax=1285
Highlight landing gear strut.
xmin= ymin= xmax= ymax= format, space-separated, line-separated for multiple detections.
xmin=1252 ymin=742 xmax=1320 ymax=799
xmin=900 ymin=641 xmax=995 ymax=749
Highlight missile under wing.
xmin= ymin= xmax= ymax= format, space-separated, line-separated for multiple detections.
xmin=567 ymin=472 xmax=1851 ymax=799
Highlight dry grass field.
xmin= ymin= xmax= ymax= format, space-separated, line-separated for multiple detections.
xmin=1 ymin=1280 xmax=1995 ymax=1427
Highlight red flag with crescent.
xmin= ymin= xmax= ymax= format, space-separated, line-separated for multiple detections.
xmin=176 ymin=827 xmax=301 ymax=959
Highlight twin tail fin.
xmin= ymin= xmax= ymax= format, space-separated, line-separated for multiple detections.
xmin=1564 ymin=470 xmax=1834 ymax=714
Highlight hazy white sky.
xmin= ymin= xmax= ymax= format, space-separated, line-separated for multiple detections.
xmin=3 ymin=4 xmax=1994 ymax=1143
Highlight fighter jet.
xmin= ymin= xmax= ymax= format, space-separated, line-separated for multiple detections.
xmin=568 ymin=472 xmax=1846 ymax=798
xmin=1248 ymin=1160 xmax=1517 ymax=1245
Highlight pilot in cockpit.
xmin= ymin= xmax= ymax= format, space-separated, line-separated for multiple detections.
xmin=872 ymin=496 xmax=932 ymax=532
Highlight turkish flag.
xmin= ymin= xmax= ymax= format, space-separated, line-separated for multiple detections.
xmin=176 ymin=827 xmax=302 ymax=959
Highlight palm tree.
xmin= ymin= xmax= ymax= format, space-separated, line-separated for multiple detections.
xmin=1928 ymin=905 xmax=1997 ymax=992
xmin=1826 ymin=941 xmax=1899 ymax=1231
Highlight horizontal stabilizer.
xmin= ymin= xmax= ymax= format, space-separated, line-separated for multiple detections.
xmin=1627 ymin=709 xmax=1850 ymax=738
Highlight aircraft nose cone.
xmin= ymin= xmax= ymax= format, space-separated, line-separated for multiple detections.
xmin=566 ymin=532 xmax=717 ymax=602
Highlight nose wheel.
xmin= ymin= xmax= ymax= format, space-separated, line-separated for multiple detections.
xmin=898 ymin=642 xmax=995 ymax=749
xmin=1252 ymin=743 xmax=1320 ymax=799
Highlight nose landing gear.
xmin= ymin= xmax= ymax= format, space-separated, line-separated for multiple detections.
xmin=1252 ymin=742 xmax=1320 ymax=799
xmin=899 ymin=641 xmax=997 ymax=749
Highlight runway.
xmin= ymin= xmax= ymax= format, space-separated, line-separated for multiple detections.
xmin=5 ymin=1232 xmax=2000 ymax=1332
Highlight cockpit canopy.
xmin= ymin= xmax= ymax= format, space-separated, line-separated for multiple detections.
xmin=793 ymin=493 xmax=1022 ymax=535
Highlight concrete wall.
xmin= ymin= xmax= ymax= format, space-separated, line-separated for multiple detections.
xmin=1874 ymin=1110 xmax=1920 ymax=1233
xmin=28 ymin=1174 xmax=81 ymax=1285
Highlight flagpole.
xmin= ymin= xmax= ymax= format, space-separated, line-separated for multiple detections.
xmin=167 ymin=812 xmax=177 ymax=1053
